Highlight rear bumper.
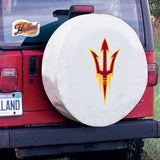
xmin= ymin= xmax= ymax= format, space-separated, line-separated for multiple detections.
xmin=1 ymin=119 xmax=160 ymax=149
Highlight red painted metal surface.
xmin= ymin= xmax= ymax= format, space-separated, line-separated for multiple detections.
xmin=0 ymin=110 xmax=67 ymax=127
xmin=0 ymin=50 xmax=66 ymax=127
xmin=0 ymin=50 xmax=155 ymax=127
xmin=125 ymin=87 xmax=154 ymax=118
xmin=22 ymin=50 xmax=52 ymax=111
xmin=145 ymin=51 xmax=155 ymax=63
xmin=126 ymin=51 xmax=155 ymax=118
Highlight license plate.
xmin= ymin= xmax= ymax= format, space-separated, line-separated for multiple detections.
xmin=0 ymin=92 xmax=23 ymax=117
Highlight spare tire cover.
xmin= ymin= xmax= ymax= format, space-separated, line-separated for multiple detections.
xmin=42 ymin=14 xmax=147 ymax=127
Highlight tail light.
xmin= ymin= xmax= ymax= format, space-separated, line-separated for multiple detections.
xmin=147 ymin=63 xmax=158 ymax=86
xmin=70 ymin=5 xmax=94 ymax=13
xmin=0 ymin=68 xmax=18 ymax=93
xmin=69 ymin=5 xmax=94 ymax=18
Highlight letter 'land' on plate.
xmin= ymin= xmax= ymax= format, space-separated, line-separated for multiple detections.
xmin=0 ymin=100 xmax=20 ymax=111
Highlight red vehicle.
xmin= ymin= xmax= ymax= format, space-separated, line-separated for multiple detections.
xmin=0 ymin=0 xmax=159 ymax=159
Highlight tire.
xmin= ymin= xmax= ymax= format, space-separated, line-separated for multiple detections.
xmin=42 ymin=14 xmax=148 ymax=127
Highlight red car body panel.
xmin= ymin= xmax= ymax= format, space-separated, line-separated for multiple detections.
xmin=0 ymin=50 xmax=154 ymax=127
xmin=22 ymin=50 xmax=51 ymax=111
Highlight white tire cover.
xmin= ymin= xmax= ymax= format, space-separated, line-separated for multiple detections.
xmin=42 ymin=14 xmax=147 ymax=127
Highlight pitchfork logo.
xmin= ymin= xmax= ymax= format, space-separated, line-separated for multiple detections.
xmin=89 ymin=38 xmax=120 ymax=104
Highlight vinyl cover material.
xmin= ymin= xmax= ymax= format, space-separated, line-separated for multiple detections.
xmin=42 ymin=14 xmax=147 ymax=127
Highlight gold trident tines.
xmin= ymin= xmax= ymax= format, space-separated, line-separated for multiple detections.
xmin=89 ymin=38 xmax=120 ymax=104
